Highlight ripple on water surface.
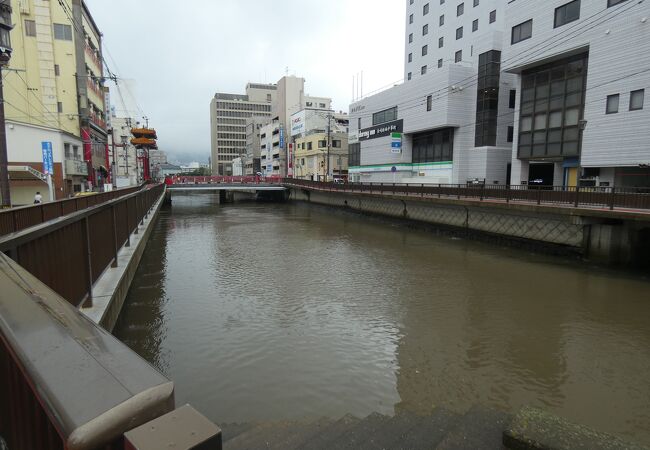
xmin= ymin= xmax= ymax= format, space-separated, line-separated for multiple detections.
xmin=114 ymin=197 xmax=650 ymax=445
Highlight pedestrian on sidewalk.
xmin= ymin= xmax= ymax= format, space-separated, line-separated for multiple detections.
xmin=34 ymin=192 xmax=43 ymax=204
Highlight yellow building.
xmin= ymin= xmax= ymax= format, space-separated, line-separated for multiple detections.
xmin=3 ymin=0 xmax=106 ymax=204
xmin=293 ymin=132 xmax=348 ymax=181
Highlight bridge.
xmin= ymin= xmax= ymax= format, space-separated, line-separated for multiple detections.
xmin=165 ymin=175 xmax=287 ymax=191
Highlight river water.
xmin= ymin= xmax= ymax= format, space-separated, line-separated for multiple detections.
xmin=114 ymin=194 xmax=650 ymax=445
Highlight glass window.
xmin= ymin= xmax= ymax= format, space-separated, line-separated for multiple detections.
xmin=474 ymin=0 xmax=479 ymax=6
xmin=25 ymin=19 xmax=36 ymax=37
xmin=564 ymin=108 xmax=580 ymax=126
xmin=472 ymin=19 xmax=479 ymax=32
xmin=408 ymin=53 xmax=413 ymax=63
xmin=534 ymin=114 xmax=547 ymax=130
xmin=440 ymin=14 xmax=445 ymax=26
xmin=53 ymin=23 xmax=73 ymax=41
xmin=457 ymin=3 xmax=464 ymax=16
xmin=424 ymin=3 xmax=430 ymax=15
xmin=549 ymin=111 xmax=563 ymax=128
xmin=409 ymin=33 xmax=413 ymax=43
xmin=489 ymin=10 xmax=496 ymax=23
xmin=439 ymin=37 xmax=444 ymax=48
xmin=423 ymin=24 xmax=429 ymax=35
xmin=512 ymin=19 xmax=533 ymax=44
xmin=427 ymin=95 xmax=433 ymax=111
xmin=456 ymin=27 xmax=463 ymax=39
xmin=408 ymin=72 xmax=412 ymax=80
xmin=438 ymin=59 xmax=443 ymax=68
xmin=607 ymin=0 xmax=628 ymax=7
xmin=630 ymin=89 xmax=644 ymax=110
xmin=555 ymin=0 xmax=581 ymax=28
xmin=521 ymin=117 xmax=532 ymax=132
xmin=422 ymin=45 xmax=428 ymax=56
xmin=421 ymin=65 xmax=427 ymax=75
xmin=509 ymin=90 xmax=516 ymax=108
xmin=410 ymin=14 xmax=414 ymax=24
xmin=455 ymin=50 xmax=462 ymax=63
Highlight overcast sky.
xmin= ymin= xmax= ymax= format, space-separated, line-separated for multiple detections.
xmin=85 ymin=0 xmax=406 ymax=163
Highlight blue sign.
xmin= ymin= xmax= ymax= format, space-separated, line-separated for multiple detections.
xmin=41 ymin=142 xmax=54 ymax=175
xmin=391 ymin=141 xmax=402 ymax=149
xmin=391 ymin=166 xmax=397 ymax=173
xmin=279 ymin=127 xmax=285 ymax=149
xmin=267 ymin=164 xmax=273 ymax=171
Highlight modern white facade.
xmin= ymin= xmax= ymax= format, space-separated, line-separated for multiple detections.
xmin=349 ymin=0 xmax=514 ymax=185
xmin=259 ymin=120 xmax=286 ymax=177
xmin=108 ymin=116 xmax=139 ymax=188
xmin=504 ymin=0 xmax=650 ymax=188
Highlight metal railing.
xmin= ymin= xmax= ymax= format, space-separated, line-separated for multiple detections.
xmin=168 ymin=175 xmax=284 ymax=185
xmin=0 ymin=184 xmax=144 ymax=237
xmin=284 ymin=179 xmax=650 ymax=211
xmin=0 ymin=184 xmax=165 ymax=308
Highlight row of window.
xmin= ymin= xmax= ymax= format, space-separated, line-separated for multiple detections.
xmin=408 ymin=10 xmax=496 ymax=44
xmin=409 ymin=0 xmax=482 ymax=20
xmin=512 ymin=0 xmax=629 ymax=45
xmin=407 ymin=50 xmax=463 ymax=80
xmin=24 ymin=21 xmax=74 ymax=41
xmin=372 ymin=106 xmax=398 ymax=126
xmin=215 ymin=102 xmax=271 ymax=112
xmin=216 ymin=118 xmax=247 ymax=125
xmin=606 ymin=89 xmax=645 ymax=113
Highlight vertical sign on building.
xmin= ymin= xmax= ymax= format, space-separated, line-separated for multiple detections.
xmin=104 ymin=88 xmax=112 ymax=130
xmin=41 ymin=141 xmax=54 ymax=174
xmin=288 ymin=143 xmax=294 ymax=177
xmin=279 ymin=127 xmax=285 ymax=149
xmin=391 ymin=132 xmax=403 ymax=154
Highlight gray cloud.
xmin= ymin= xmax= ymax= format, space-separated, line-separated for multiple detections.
xmin=86 ymin=0 xmax=405 ymax=161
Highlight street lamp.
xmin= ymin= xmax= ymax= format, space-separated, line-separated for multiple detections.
xmin=0 ymin=0 xmax=13 ymax=208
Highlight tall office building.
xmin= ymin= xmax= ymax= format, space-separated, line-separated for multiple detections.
xmin=349 ymin=0 xmax=513 ymax=185
xmin=210 ymin=83 xmax=277 ymax=176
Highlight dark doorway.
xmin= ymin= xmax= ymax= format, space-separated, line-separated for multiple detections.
xmin=528 ymin=163 xmax=554 ymax=187
xmin=506 ymin=163 xmax=512 ymax=187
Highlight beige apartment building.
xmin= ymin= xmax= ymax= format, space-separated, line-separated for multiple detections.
xmin=293 ymin=132 xmax=348 ymax=181
xmin=4 ymin=0 xmax=106 ymax=204
xmin=210 ymin=83 xmax=276 ymax=176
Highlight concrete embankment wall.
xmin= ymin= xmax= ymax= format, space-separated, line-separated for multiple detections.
xmin=289 ymin=188 xmax=650 ymax=267
xmin=83 ymin=192 xmax=165 ymax=331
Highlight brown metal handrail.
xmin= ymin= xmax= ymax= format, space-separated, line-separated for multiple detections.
xmin=282 ymin=179 xmax=650 ymax=211
xmin=0 ymin=184 xmax=146 ymax=237
xmin=0 ymin=184 xmax=165 ymax=308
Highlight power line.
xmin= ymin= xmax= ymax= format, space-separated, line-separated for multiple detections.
xmin=352 ymin=0 xmax=645 ymax=120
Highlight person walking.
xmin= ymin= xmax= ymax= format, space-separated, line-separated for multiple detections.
xmin=33 ymin=191 xmax=42 ymax=204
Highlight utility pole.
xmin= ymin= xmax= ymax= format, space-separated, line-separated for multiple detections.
xmin=326 ymin=112 xmax=332 ymax=182
xmin=0 ymin=0 xmax=13 ymax=208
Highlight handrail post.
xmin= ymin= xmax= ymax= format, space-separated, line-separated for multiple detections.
xmin=438 ymin=183 xmax=441 ymax=199
xmin=458 ymin=184 xmax=461 ymax=200
xmin=421 ymin=183 xmax=424 ymax=198
xmin=111 ymin=205 xmax=119 ymax=268
xmin=609 ymin=187 xmax=616 ymax=210
xmin=133 ymin=197 xmax=139 ymax=235
xmin=82 ymin=216 xmax=93 ymax=308
xmin=574 ymin=184 xmax=580 ymax=208
xmin=537 ymin=185 xmax=542 ymax=205
xmin=480 ymin=184 xmax=485 ymax=201
xmin=506 ymin=186 xmax=511 ymax=204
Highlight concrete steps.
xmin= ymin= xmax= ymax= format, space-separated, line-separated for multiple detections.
xmin=223 ymin=406 xmax=650 ymax=449
xmin=223 ymin=406 xmax=508 ymax=450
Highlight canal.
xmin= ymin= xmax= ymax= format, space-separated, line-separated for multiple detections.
xmin=114 ymin=194 xmax=650 ymax=445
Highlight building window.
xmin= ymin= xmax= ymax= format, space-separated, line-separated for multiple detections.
xmin=358 ymin=118 xmax=361 ymax=129
xmin=408 ymin=52 xmax=413 ymax=62
xmin=475 ymin=50 xmax=501 ymax=147
xmin=440 ymin=14 xmax=445 ymax=26
xmin=507 ymin=126 xmax=514 ymax=143
xmin=424 ymin=3 xmax=430 ymax=15
xmin=440 ymin=0 xmax=445 ymax=4
xmin=518 ymin=53 xmax=588 ymax=160
xmin=472 ymin=19 xmax=479 ymax=32
xmin=456 ymin=26 xmax=463 ymax=39
xmin=512 ymin=19 xmax=533 ymax=44
xmin=408 ymin=72 xmax=412 ymax=80
xmin=607 ymin=0 xmax=628 ymax=6
xmin=455 ymin=50 xmax=462 ymax=63
xmin=24 ymin=19 xmax=36 ymax=37
xmin=474 ymin=0 xmax=479 ymax=6
xmin=555 ymin=0 xmax=581 ymax=28
xmin=421 ymin=65 xmax=428 ymax=75
xmin=630 ymin=89 xmax=645 ymax=110
xmin=439 ymin=37 xmax=444 ymax=48
xmin=409 ymin=33 xmax=413 ymax=43
xmin=422 ymin=45 xmax=428 ymax=56
xmin=53 ymin=23 xmax=73 ymax=41
xmin=410 ymin=0 xmax=414 ymax=4
xmin=606 ymin=94 xmax=619 ymax=114
xmin=54 ymin=64 xmax=60 ymax=76
xmin=410 ymin=13 xmax=414 ymax=24
xmin=349 ymin=143 xmax=361 ymax=167
xmin=509 ymin=89 xmax=516 ymax=108
xmin=489 ymin=10 xmax=496 ymax=23
xmin=412 ymin=128 xmax=454 ymax=163
xmin=57 ymin=102 xmax=63 ymax=113
xmin=372 ymin=106 xmax=398 ymax=125
xmin=307 ymin=142 xmax=313 ymax=150
xmin=423 ymin=24 xmax=429 ymax=35
xmin=438 ymin=58 xmax=443 ymax=68
xmin=319 ymin=140 xmax=328 ymax=148
xmin=427 ymin=95 xmax=433 ymax=111
xmin=457 ymin=3 xmax=464 ymax=16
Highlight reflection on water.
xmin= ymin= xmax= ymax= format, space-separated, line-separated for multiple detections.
xmin=114 ymin=193 xmax=650 ymax=444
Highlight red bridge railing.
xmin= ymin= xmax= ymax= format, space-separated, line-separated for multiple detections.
xmin=166 ymin=175 xmax=283 ymax=185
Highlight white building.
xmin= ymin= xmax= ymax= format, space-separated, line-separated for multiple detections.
xmin=259 ymin=119 xmax=286 ymax=177
xmin=349 ymin=0 xmax=514 ymax=185
xmin=108 ymin=117 xmax=139 ymax=188
xmin=504 ymin=0 xmax=650 ymax=188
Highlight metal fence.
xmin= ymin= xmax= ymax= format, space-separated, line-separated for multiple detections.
xmin=168 ymin=175 xmax=284 ymax=185
xmin=284 ymin=179 xmax=650 ymax=211
xmin=0 ymin=184 xmax=165 ymax=308
xmin=0 ymin=185 xmax=144 ymax=237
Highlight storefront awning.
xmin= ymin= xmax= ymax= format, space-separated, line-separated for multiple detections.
xmin=7 ymin=166 xmax=47 ymax=182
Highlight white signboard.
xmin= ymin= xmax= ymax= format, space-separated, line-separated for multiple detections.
xmin=291 ymin=110 xmax=306 ymax=136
